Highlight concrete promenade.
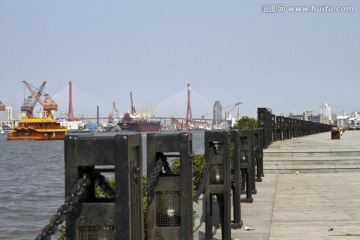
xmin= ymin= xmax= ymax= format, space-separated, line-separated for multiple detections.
xmin=195 ymin=131 xmax=360 ymax=239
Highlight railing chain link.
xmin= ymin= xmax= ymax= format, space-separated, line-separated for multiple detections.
xmin=35 ymin=173 xmax=92 ymax=240
xmin=193 ymin=152 xmax=214 ymax=202
xmin=143 ymin=160 xmax=163 ymax=195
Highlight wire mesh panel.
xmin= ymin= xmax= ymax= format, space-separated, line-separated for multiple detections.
xmin=79 ymin=226 xmax=115 ymax=240
xmin=64 ymin=133 xmax=143 ymax=240
xmin=156 ymin=191 xmax=181 ymax=227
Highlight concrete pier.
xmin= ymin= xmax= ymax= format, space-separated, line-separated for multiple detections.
xmin=195 ymin=131 xmax=360 ymax=239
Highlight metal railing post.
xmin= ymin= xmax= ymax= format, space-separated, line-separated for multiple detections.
xmin=146 ymin=133 xmax=193 ymax=240
xmin=64 ymin=133 xmax=143 ymax=240
xmin=204 ymin=130 xmax=232 ymax=240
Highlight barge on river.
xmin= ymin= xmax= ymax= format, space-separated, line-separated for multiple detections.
xmin=7 ymin=118 xmax=67 ymax=140
xmin=118 ymin=113 xmax=161 ymax=132
xmin=118 ymin=92 xmax=161 ymax=132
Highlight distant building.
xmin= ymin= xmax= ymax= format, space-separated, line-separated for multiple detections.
xmin=319 ymin=115 xmax=330 ymax=124
xmin=5 ymin=106 xmax=12 ymax=122
xmin=213 ymin=100 xmax=222 ymax=126
xmin=320 ymin=102 xmax=332 ymax=124
xmin=346 ymin=111 xmax=360 ymax=128
xmin=288 ymin=113 xmax=303 ymax=120
xmin=303 ymin=111 xmax=316 ymax=121
xmin=337 ymin=114 xmax=350 ymax=128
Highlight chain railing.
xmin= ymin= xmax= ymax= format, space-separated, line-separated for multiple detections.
xmin=192 ymin=152 xmax=214 ymax=202
xmin=143 ymin=160 xmax=163 ymax=195
xmin=34 ymin=171 xmax=119 ymax=240
xmin=35 ymin=173 xmax=92 ymax=240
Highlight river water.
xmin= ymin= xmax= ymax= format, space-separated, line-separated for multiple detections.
xmin=0 ymin=131 xmax=205 ymax=240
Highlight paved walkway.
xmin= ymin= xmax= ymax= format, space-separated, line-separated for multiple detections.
xmin=195 ymin=131 xmax=360 ymax=239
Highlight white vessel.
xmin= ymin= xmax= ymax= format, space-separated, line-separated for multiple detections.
xmin=0 ymin=125 xmax=12 ymax=134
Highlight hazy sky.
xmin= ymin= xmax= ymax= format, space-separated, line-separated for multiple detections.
xmin=1 ymin=0 xmax=359 ymax=120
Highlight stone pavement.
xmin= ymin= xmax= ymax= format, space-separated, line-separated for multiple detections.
xmin=195 ymin=131 xmax=360 ymax=239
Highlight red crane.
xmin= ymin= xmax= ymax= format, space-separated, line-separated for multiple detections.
xmin=68 ymin=80 xmax=74 ymax=121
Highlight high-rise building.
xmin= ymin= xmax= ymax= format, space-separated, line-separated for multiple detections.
xmin=5 ymin=106 xmax=12 ymax=122
xmin=321 ymin=102 xmax=332 ymax=122
xmin=213 ymin=100 xmax=222 ymax=126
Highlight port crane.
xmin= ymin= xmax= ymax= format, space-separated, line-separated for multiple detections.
xmin=108 ymin=101 xmax=119 ymax=123
xmin=22 ymin=80 xmax=58 ymax=119
xmin=21 ymin=81 xmax=46 ymax=118
xmin=220 ymin=102 xmax=242 ymax=128
xmin=224 ymin=102 xmax=242 ymax=121
xmin=0 ymin=101 xmax=6 ymax=111
xmin=201 ymin=101 xmax=242 ymax=129
xmin=130 ymin=91 xmax=136 ymax=115
xmin=202 ymin=102 xmax=242 ymax=119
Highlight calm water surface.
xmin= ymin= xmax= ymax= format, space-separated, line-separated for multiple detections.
xmin=0 ymin=131 xmax=204 ymax=240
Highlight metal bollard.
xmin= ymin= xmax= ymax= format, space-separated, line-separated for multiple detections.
xmin=257 ymin=108 xmax=273 ymax=148
xmin=204 ymin=130 xmax=232 ymax=240
xmin=64 ymin=133 xmax=143 ymax=240
xmin=276 ymin=116 xmax=284 ymax=140
xmin=238 ymin=129 xmax=255 ymax=203
xmin=253 ymin=128 xmax=264 ymax=181
xmin=230 ymin=130 xmax=243 ymax=229
xmin=146 ymin=133 xmax=193 ymax=240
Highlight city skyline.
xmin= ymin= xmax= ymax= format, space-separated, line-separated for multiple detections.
xmin=1 ymin=82 xmax=357 ymax=122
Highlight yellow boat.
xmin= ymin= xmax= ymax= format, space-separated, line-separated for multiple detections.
xmin=7 ymin=117 xmax=67 ymax=140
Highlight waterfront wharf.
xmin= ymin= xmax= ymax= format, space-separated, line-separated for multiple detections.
xmin=195 ymin=130 xmax=360 ymax=239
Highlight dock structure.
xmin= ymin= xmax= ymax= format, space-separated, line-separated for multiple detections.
xmin=194 ymin=130 xmax=360 ymax=239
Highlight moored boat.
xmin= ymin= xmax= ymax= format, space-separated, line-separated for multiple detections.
xmin=1 ymin=125 xmax=12 ymax=133
xmin=7 ymin=118 xmax=67 ymax=140
xmin=118 ymin=113 xmax=161 ymax=132
xmin=117 ymin=92 xmax=161 ymax=132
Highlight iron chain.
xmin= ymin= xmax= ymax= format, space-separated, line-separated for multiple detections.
xmin=35 ymin=173 xmax=92 ymax=240
xmin=143 ymin=160 xmax=163 ymax=195
xmin=192 ymin=152 xmax=214 ymax=202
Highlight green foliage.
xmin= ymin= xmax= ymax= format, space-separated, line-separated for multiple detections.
xmin=171 ymin=153 xmax=205 ymax=191
xmin=234 ymin=116 xmax=258 ymax=130
xmin=95 ymin=177 xmax=115 ymax=198
xmin=58 ymin=225 xmax=66 ymax=240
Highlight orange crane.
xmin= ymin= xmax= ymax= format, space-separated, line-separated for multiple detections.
xmin=22 ymin=80 xmax=58 ymax=119
xmin=0 ymin=101 xmax=6 ymax=111
xmin=21 ymin=81 xmax=46 ymax=118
